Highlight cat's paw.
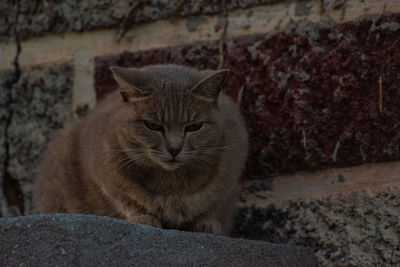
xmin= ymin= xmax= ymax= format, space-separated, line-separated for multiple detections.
xmin=192 ymin=218 xmax=221 ymax=235
xmin=128 ymin=215 xmax=162 ymax=228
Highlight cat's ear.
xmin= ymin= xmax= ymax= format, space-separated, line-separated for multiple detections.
xmin=110 ymin=66 xmax=151 ymax=102
xmin=191 ymin=69 xmax=229 ymax=102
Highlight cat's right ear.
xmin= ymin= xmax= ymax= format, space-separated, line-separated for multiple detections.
xmin=110 ymin=66 xmax=150 ymax=102
xmin=191 ymin=69 xmax=229 ymax=102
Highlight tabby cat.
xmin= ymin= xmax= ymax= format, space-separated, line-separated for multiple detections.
xmin=36 ymin=64 xmax=248 ymax=235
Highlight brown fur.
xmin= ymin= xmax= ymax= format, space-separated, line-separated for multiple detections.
xmin=35 ymin=65 xmax=248 ymax=235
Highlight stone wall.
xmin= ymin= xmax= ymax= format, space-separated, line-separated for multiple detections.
xmin=2 ymin=0 xmax=282 ymax=42
xmin=235 ymin=184 xmax=400 ymax=265
xmin=1 ymin=0 xmax=400 ymax=265
xmin=95 ymin=14 xmax=400 ymax=178
xmin=0 ymin=64 xmax=73 ymax=216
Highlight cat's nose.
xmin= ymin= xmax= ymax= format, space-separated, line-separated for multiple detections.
xmin=168 ymin=147 xmax=182 ymax=158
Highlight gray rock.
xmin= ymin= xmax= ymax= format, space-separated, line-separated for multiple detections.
xmin=0 ymin=214 xmax=317 ymax=266
xmin=1 ymin=0 xmax=283 ymax=42
xmin=235 ymin=186 xmax=400 ymax=265
xmin=186 ymin=17 xmax=209 ymax=32
xmin=0 ymin=1 xmax=16 ymax=41
xmin=0 ymin=69 xmax=15 ymax=217
xmin=295 ymin=2 xmax=311 ymax=16
xmin=7 ymin=64 xmax=73 ymax=215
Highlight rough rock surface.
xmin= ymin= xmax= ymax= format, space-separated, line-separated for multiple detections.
xmin=0 ymin=70 xmax=16 ymax=217
xmin=4 ymin=64 xmax=73 ymax=215
xmin=1 ymin=0 xmax=282 ymax=42
xmin=234 ymin=187 xmax=400 ymax=266
xmin=95 ymin=13 xmax=400 ymax=178
xmin=0 ymin=214 xmax=317 ymax=266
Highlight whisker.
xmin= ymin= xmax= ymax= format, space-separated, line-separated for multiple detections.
xmin=116 ymin=154 xmax=146 ymax=166
xmin=118 ymin=155 xmax=150 ymax=171
xmin=189 ymin=141 xmax=249 ymax=155
xmin=193 ymin=156 xmax=217 ymax=166
xmin=182 ymin=152 xmax=216 ymax=166
xmin=104 ymin=148 xmax=148 ymax=153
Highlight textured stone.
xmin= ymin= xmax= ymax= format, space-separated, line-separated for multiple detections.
xmin=0 ymin=0 xmax=282 ymax=42
xmin=0 ymin=69 xmax=15 ymax=217
xmin=234 ymin=187 xmax=400 ymax=266
xmin=0 ymin=1 xmax=16 ymax=42
xmin=0 ymin=214 xmax=317 ymax=266
xmin=95 ymin=13 xmax=400 ymax=178
xmin=295 ymin=2 xmax=311 ymax=16
xmin=7 ymin=64 xmax=73 ymax=215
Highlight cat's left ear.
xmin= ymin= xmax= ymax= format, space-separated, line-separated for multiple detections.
xmin=191 ymin=69 xmax=229 ymax=102
xmin=110 ymin=66 xmax=151 ymax=102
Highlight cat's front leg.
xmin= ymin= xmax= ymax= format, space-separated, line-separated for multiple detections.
xmin=104 ymin=190 xmax=162 ymax=228
xmin=128 ymin=214 xmax=162 ymax=228
xmin=192 ymin=216 xmax=221 ymax=235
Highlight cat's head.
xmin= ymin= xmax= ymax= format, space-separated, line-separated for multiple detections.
xmin=110 ymin=65 xmax=229 ymax=171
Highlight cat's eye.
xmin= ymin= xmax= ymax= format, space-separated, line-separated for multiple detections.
xmin=144 ymin=121 xmax=164 ymax=131
xmin=185 ymin=122 xmax=203 ymax=132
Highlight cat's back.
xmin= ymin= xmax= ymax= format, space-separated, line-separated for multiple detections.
xmin=217 ymin=93 xmax=248 ymax=173
xmin=218 ymin=93 xmax=248 ymax=145
xmin=36 ymin=92 xmax=119 ymax=212
xmin=39 ymin=91 xmax=118 ymax=160
xmin=35 ymin=116 xmax=81 ymax=212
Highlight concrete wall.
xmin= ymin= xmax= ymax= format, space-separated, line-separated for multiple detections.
xmin=1 ymin=0 xmax=400 ymax=265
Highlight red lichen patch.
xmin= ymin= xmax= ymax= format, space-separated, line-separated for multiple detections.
xmin=95 ymin=14 xmax=400 ymax=178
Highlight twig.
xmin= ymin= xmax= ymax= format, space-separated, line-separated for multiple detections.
xmin=217 ymin=18 xmax=227 ymax=69
xmin=237 ymin=86 xmax=244 ymax=107
xmin=12 ymin=206 xmax=22 ymax=216
xmin=331 ymin=141 xmax=340 ymax=162
xmin=379 ymin=75 xmax=383 ymax=113
xmin=221 ymin=0 xmax=228 ymax=17
xmin=174 ymin=0 xmax=185 ymax=11
xmin=360 ymin=145 xmax=367 ymax=162
xmin=302 ymin=128 xmax=308 ymax=151
xmin=217 ymin=0 xmax=228 ymax=69
xmin=116 ymin=1 xmax=143 ymax=42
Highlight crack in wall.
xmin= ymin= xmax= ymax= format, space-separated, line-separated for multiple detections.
xmin=1 ymin=0 xmax=24 ymax=217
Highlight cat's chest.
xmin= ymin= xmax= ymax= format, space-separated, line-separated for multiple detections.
xmin=148 ymin=193 xmax=210 ymax=225
xmin=128 ymin=168 xmax=222 ymax=226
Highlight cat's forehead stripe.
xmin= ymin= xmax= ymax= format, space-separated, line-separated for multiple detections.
xmin=152 ymin=93 xmax=194 ymax=124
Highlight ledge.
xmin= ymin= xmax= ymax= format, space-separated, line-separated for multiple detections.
xmin=0 ymin=214 xmax=316 ymax=266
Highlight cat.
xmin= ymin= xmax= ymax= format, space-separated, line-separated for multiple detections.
xmin=35 ymin=64 xmax=248 ymax=235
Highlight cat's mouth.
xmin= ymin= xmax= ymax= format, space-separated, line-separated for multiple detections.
xmin=159 ymin=158 xmax=182 ymax=171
